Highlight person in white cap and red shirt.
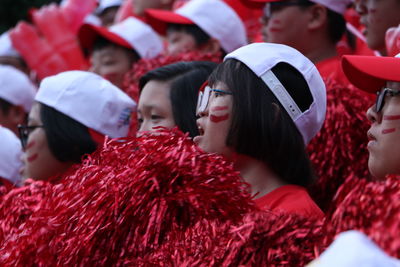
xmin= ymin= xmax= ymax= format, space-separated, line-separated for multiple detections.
xmin=0 ymin=65 xmax=36 ymax=136
xmin=18 ymin=70 xmax=136 ymax=182
xmin=96 ymin=0 xmax=123 ymax=27
xmin=78 ymin=17 xmax=163 ymax=89
xmin=145 ymin=0 xmax=248 ymax=56
xmin=0 ymin=125 xmax=23 ymax=189
xmin=0 ymin=31 xmax=30 ymax=75
xmin=242 ymin=0 xmax=374 ymax=212
xmin=195 ymin=42 xmax=326 ymax=218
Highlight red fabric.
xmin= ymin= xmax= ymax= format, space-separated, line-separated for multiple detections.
xmin=316 ymin=56 xmax=351 ymax=88
xmin=254 ymin=185 xmax=324 ymax=219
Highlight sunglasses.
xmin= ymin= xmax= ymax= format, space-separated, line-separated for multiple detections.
xmin=375 ymin=87 xmax=400 ymax=112
xmin=17 ymin=124 xmax=44 ymax=150
xmin=263 ymin=0 xmax=314 ymax=18
xmin=196 ymin=85 xmax=233 ymax=115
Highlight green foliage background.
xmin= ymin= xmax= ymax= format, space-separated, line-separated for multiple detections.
xmin=0 ymin=0 xmax=61 ymax=34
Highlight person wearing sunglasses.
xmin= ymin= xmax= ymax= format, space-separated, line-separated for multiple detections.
xmin=342 ymin=54 xmax=400 ymax=179
xmin=18 ymin=70 xmax=136 ymax=182
xmin=195 ymin=43 xmax=326 ymax=218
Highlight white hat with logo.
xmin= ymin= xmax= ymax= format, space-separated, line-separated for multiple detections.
xmin=35 ymin=70 xmax=136 ymax=138
xmin=0 ymin=126 xmax=23 ymax=184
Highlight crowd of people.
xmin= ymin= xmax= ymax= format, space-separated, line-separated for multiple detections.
xmin=0 ymin=0 xmax=399 ymax=265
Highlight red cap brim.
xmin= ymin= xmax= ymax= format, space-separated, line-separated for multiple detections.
xmin=145 ymin=9 xmax=194 ymax=35
xmin=78 ymin=23 xmax=132 ymax=52
xmin=342 ymin=55 xmax=400 ymax=94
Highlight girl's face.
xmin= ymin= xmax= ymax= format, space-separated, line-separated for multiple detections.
xmin=89 ymin=45 xmax=132 ymax=89
xmin=366 ymin=81 xmax=400 ymax=179
xmin=137 ymin=80 xmax=176 ymax=134
xmin=194 ymin=82 xmax=235 ymax=158
xmin=166 ymin=30 xmax=198 ymax=56
xmin=21 ymin=103 xmax=71 ymax=181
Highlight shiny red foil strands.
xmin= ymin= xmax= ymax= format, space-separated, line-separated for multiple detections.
xmin=120 ymin=211 xmax=324 ymax=266
xmin=320 ymin=175 xmax=400 ymax=258
xmin=122 ymin=51 xmax=222 ymax=137
xmin=0 ymin=129 xmax=257 ymax=266
xmin=307 ymin=80 xmax=374 ymax=212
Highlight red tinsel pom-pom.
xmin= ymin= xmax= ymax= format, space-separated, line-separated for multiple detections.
xmin=307 ymin=80 xmax=374 ymax=212
xmin=0 ymin=129 xmax=256 ymax=266
xmin=322 ymin=175 xmax=400 ymax=258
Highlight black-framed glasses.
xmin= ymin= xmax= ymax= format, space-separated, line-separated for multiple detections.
xmin=263 ymin=0 xmax=314 ymax=18
xmin=375 ymin=88 xmax=400 ymax=112
xmin=17 ymin=124 xmax=44 ymax=149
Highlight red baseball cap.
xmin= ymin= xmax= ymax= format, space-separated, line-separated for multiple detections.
xmin=342 ymin=55 xmax=400 ymax=94
xmin=78 ymin=17 xmax=163 ymax=59
xmin=145 ymin=0 xmax=247 ymax=53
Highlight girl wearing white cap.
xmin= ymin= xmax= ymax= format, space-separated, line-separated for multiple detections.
xmin=195 ymin=43 xmax=326 ymax=218
xmin=19 ymin=70 xmax=136 ymax=182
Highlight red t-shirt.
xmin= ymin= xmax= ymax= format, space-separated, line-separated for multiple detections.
xmin=316 ymin=56 xmax=351 ymax=88
xmin=254 ymin=185 xmax=324 ymax=219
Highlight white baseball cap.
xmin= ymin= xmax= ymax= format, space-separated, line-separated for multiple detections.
xmin=0 ymin=31 xmax=20 ymax=58
xmin=307 ymin=231 xmax=400 ymax=267
xmin=0 ymin=126 xmax=23 ymax=184
xmin=35 ymin=71 xmax=136 ymax=138
xmin=0 ymin=65 xmax=36 ymax=112
xmin=146 ymin=0 xmax=248 ymax=53
xmin=245 ymin=0 xmax=351 ymax=15
xmin=79 ymin=17 xmax=163 ymax=59
xmin=225 ymin=43 xmax=326 ymax=145
xmin=96 ymin=0 xmax=123 ymax=14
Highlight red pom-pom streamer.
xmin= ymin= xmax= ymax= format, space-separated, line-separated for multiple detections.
xmin=307 ymin=80 xmax=374 ymax=212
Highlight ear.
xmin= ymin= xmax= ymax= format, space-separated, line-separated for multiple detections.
xmin=199 ymin=38 xmax=222 ymax=54
xmin=10 ymin=105 xmax=27 ymax=125
xmin=307 ymin=4 xmax=328 ymax=31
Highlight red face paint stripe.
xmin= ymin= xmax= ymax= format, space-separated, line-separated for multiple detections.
xmin=210 ymin=114 xmax=229 ymax=123
xmin=383 ymin=115 xmax=400 ymax=121
xmin=26 ymin=141 xmax=36 ymax=150
xmin=211 ymin=106 xmax=228 ymax=112
xmin=382 ymin=128 xmax=396 ymax=134
xmin=27 ymin=153 xmax=38 ymax=162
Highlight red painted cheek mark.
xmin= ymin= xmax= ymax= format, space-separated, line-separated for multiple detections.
xmin=211 ymin=106 xmax=228 ymax=112
xmin=26 ymin=141 xmax=36 ymax=150
xmin=269 ymin=19 xmax=282 ymax=32
xmin=383 ymin=115 xmax=400 ymax=121
xmin=27 ymin=153 xmax=38 ymax=162
xmin=210 ymin=114 xmax=229 ymax=123
xmin=382 ymin=128 xmax=396 ymax=134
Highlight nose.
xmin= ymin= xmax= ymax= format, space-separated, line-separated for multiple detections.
xmin=366 ymin=104 xmax=381 ymax=124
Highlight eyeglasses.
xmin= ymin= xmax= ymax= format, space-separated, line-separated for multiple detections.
xmin=196 ymin=85 xmax=233 ymax=115
xmin=263 ymin=0 xmax=314 ymax=18
xmin=375 ymin=87 xmax=400 ymax=112
xmin=17 ymin=124 xmax=44 ymax=150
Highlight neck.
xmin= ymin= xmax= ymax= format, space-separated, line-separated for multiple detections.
xmin=233 ymin=154 xmax=286 ymax=199
xmin=302 ymin=32 xmax=338 ymax=64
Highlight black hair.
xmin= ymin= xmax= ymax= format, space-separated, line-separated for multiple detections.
xmin=91 ymin=36 xmax=140 ymax=62
xmin=167 ymin=24 xmax=227 ymax=57
xmin=208 ymin=59 xmax=315 ymax=187
xmin=139 ymin=61 xmax=217 ymax=137
xmin=40 ymin=103 xmax=98 ymax=163
xmin=0 ymin=98 xmax=12 ymax=115
xmin=297 ymin=0 xmax=346 ymax=44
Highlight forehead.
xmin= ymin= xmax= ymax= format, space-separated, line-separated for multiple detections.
xmin=139 ymin=80 xmax=172 ymax=105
